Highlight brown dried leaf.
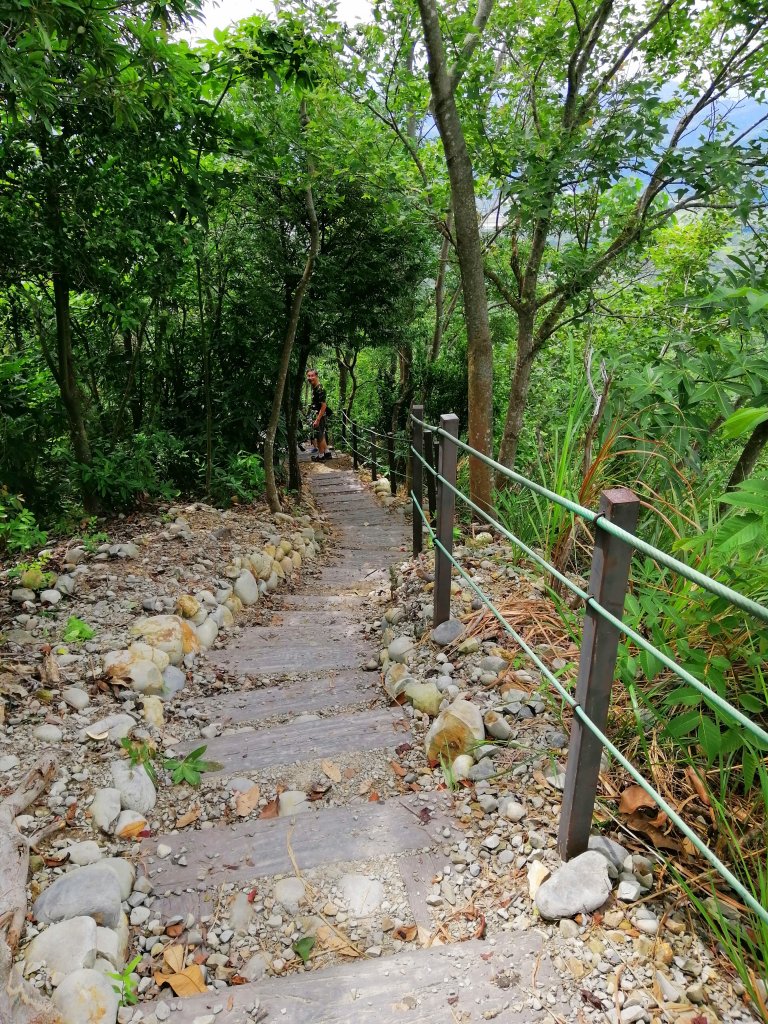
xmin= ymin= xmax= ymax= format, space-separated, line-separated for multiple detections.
xmin=234 ymin=785 xmax=261 ymax=817
xmin=320 ymin=760 xmax=341 ymax=783
xmin=389 ymin=760 xmax=407 ymax=778
xmin=358 ymin=779 xmax=372 ymax=794
xmin=685 ymin=766 xmax=711 ymax=807
xmin=115 ymin=817 xmax=148 ymax=840
xmin=342 ymin=766 xmax=356 ymax=780
xmin=618 ymin=785 xmax=658 ymax=815
xmin=40 ymin=654 xmax=61 ymax=685
xmin=175 ymin=804 xmax=201 ymax=829
xmin=259 ymin=797 xmax=279 ymax=819
xmin=626 ymin=814 xmax=681 ymax=852
xmin=154 ymin=964 xmax=207 ymax=998
xmin=392 ymin=924 xmax=418 ymax=942
xmin=165 ymin=922 xmax=185 ymax=938
xmin=163 ymin=944 xmax=185 ymax=974
xmin=368 ymin=791 xmax=381 ymax=802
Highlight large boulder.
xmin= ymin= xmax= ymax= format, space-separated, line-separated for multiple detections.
xmin=425 ymin=698 xmax=484 ymax=762
xmin=53 ymin=968 xmax=119 ymax=1024
xmin=234 ymin=570 xmax=260 ymax=606
xmin=129 ymin=615 xmax=199 ymax=665
xmin=33 ymin=865 xmax=123 ymax=928
xmin=103 ymin=643 xmax=169 ymax=677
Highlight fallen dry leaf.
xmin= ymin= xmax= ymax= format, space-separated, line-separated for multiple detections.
xmin=165 ymin=922 xmax=185 ymax=938
xmin=154 ymin=964 xmax=207 ymax=998
xmin=392 ymin=924 xmax=418 ymax=942
xmin=685 ymin=766 xmax=711 ymax=807
xmin=368 ymin=791 xmax=381 ymax=802
xmin=259 ymin=797 xmax=279 ymax=819
xmin=618 ymin=785 xmax=658 ymax=815
xmin=320 ymin=759 xmax=342 ymax=783
xmin=175 ymin=804 xmax=201 ymax=829
xmin=234 ymin=785 xmax=261 ymax=817
xmin=358 ymin=779 xmax=372 ymax=794
xmin=626 ymin=814 xmax=681 ymax=852
xmin=342 ymin=766 xmax=356 ymax=780
xmin=115 ymin=817 xmax=148 ymax=840
xmin=389 ymin=760 xmax=407 ymax=778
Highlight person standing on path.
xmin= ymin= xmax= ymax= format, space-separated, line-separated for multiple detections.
xmin=307 ymin=368 xmax=332 ymax=461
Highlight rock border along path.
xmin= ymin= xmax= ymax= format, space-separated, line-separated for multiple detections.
xmin=138 ymin=464 xmax=568 ymax=1024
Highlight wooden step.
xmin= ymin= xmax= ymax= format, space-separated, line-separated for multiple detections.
xmin=207 ymin=628 xmax=368 ymax=675
xmin=176 ymin=707 xmax=407 ymax=775
xmin=143 ymin=792 xmax=451 ymax=898
xmin=139 ymin=928 xmax=563 ymax=1024
xmin=197 ymin=670 xmax=380 ymax=726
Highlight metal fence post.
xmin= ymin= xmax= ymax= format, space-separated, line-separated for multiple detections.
xmin=387 ymin=434 xmax=397 ymax=495
xmin=352 ymin=421 xmax=359 ymax=471
xmin=370 ymin=436 xmax=378 ymax=482
xmin=423 ymin=429 xmax=437 ymax=521
xmin=411 ymin=407 xmax=424 ymax=556
xmin=433 ymin=413 xmax=459 ymax=627
xmin=558 ymin=487 xmax=640 ymax=861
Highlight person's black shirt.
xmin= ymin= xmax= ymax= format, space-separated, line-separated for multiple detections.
xmin=311 ymin=384 xmax=327 ymax=412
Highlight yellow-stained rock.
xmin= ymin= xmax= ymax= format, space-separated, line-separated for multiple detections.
xmin=425 ymin=698 xmax=484 ymax=762
xmin=141 ymin=696 xmax=164 ymax=728
xmin=129 ymin=615 xmax=199 ymax=666
xmin=224 ymin=594 xmax=244 ymax=616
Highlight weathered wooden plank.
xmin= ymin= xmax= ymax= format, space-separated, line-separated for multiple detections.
xmin=176 ymin=707 xmax=406 ymax=775
xmin=199 ymin=671 xmax=379 ymax=725
xmin=144 ymin=793 xmax=448 ymax=895
xmin=208 ymin=632 xmax=368 ymax=674
xmin=139 ymin=928 xmax=564 ymax=1024
xmin=398 ymin=851 xmax=441 ymax=932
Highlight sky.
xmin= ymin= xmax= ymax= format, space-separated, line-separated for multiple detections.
xmin=187 ymin=0 xmax=372 ymax=39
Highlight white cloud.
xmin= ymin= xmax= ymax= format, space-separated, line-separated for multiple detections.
xmin=184 ymin=0 xmax=371 ymax=40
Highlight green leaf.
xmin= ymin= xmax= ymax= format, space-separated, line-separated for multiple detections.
xmin=292 ymin=936 xmax=315 ymax=963
xmin=719 ymin=407 xmax=768 ymax=439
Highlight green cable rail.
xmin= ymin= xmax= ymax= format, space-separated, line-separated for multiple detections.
xmin=410 ymin=445 xmax=768 ymax=749
xmin=410 ymin=494 xmax=768 ymax=927
xmin=419 ymin=419 xmax=768 ymax=626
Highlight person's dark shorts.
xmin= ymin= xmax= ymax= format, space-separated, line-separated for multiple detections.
xmin=313 ymin=415 xmax=327 ymax=442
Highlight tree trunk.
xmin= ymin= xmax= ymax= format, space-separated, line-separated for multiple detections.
xmin=417 ymin=0 xmax=494 ymax=512
xmin=496 ymin=311 xmax=536 ymax=482
xmin=431 ymin=208 xmax=453 ymax=362
xmin=265 ymin=99 xmax=320 ymax=514
xmin=52 ymin=272 xmax=99 ymax=514
xmin=0 ymin=753 xmax=60 ymax=1024
xmin=724 ymin=416 xmax=768 ymax=497
xmin=286 ymin=321 xmax=312 ymax=495
xmin=337 ymin=351 xmax=348 ymax=442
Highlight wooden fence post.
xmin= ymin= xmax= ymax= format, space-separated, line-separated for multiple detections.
xmin=387 ymin=434 xmax=397 ymax=495
xmin=433 ymin=413 xmax=459 ymax=627
xmin=351 ymin=421 xmax=359 ymax=470
xmin=558 ymin=487 xmax=639 ymax=860
xmin=370 ymin=436 xmax=378 ymax=481
xmin=424 ymin=429 xmax=437 ymax=520
xmin=411 ymin=406 xmax=424 ymax=557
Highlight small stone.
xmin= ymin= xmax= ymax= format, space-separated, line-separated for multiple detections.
xmin=617 ymin=879 xmax=642 ymax=902
xmin=11 ymin=587 xmax=36 ymax=603
xmin=430 ymin=619 xmax=465 ymax=646
xmin=155 ymin=1001 xmax=171 ymax=1022
xmin=620 ymin=1006 xmax=646 ymax=1023
xmin=241 ymin=953 xmax=269 ymax=982
xmin=655 ymin=971 xmax=684 ymax=1003
xmin=278 ymin=791 xmax=308 ymax=816
xmin=457 ymin=637 xmax=480 ymax=655
xmin=53 ymin=968 xmax=119 ymax=1024
xmin=110 ymin=760 xmax=156 ymax=815
xmin=388 ymin=636 xmax=415 ymax=663
xmin=339 ymin=874 xmax=384 ymax=916
xmin=130 ymin=906 xmax=150 ymax=926
xmin=90 ymin=789 xmax=122 ymax=834
xmin=559 ymin=919 xmax=580 ymax=939
xmin=499 ymin=797 xmax=525 ymax=823
xmin=33 ymin=724 xmax=63 ymax=743
xmin=0 ymin=754 xmax=20 ymax=771
xmin=535 ymin=851 xmax=612 ymax=920
xmin=66 ymin=841 xmax=103 ymax=866
xmin=480 ymin=656 xmax=507 ymax=674
xmin=452 ymin=754 xmax=474 ymax=781
xmin=41 ymin=588 xmax=63 ymax=606
xmin=62 ymin=686 xmax=90 ymax=711
xmin=157 ymin=844 xmax=172 ymax=858
xmin=273 ymin=877 xmax=306 ymax=915
xmin=483 ymin=710 xmax=512 ymax=740
xmin=482 ymin=834 xmax=500 ymax=850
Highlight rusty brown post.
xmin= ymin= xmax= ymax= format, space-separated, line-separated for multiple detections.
xmin=433 ymin=413 xmax=459 ymax=627
xmin=558 ymin=487 xmax=640 ymax=860
xmin=370 ymin=436 xmax=378 ymax=482
xmin=387 ymin=433 xmax=397 ymax=495
xmin=423 ymin=428 xmax=437 ymax=520
xmin=351 ymin=420 xmax=359 ymax=470
xmin=411 ymin=406 xmax=424 ymax=556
